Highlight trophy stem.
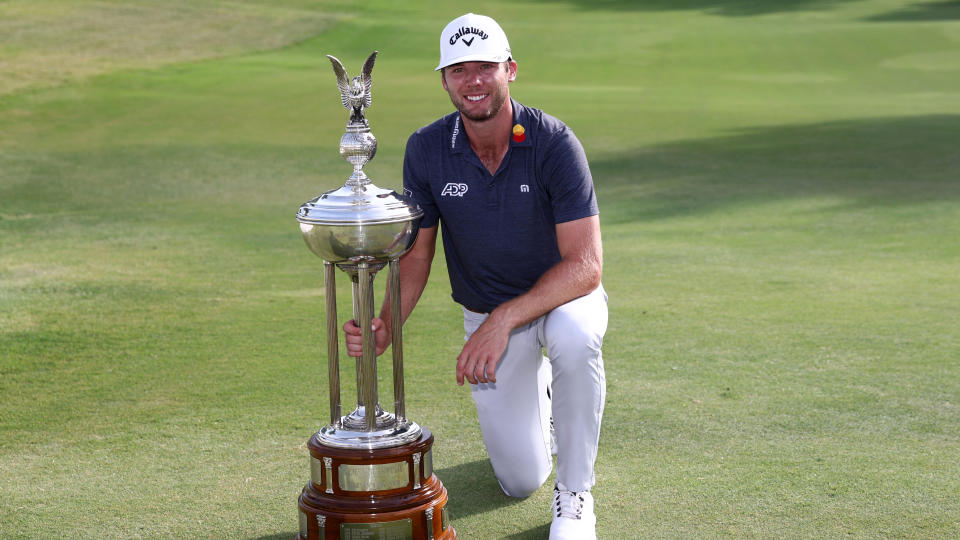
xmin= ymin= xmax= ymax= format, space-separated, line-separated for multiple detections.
xmin=348 ymin=169 xmax=369 ymax=186
xmin=389 ymin=259 xmax=406 ymax=422
xmin=341 ymin=121 xmax=376 ymax=188
xmin=324 ymin=262 xmax=341 ymax=427
xmin=357 ymin=262 xmax=379 ymax=431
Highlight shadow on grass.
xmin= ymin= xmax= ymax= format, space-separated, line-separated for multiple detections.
xmin=437 ymin=459 xmax=527 ymax=520
xmin=513 ymin=0 xmax=858 ymax=16
xmin=866 ymin=0 xmax=960 ymax=21
xmin=594 ymin=114 xmax=960 ymax=225
xmin=503 ymin=523 xmax=551 ymax=539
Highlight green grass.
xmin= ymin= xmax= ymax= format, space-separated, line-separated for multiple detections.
xmin=2 ymin=0 xmax=959 ymax=538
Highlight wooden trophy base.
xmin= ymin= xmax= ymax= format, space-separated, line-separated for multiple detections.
xmin=297 ymin=428 xmax=455 ymax=540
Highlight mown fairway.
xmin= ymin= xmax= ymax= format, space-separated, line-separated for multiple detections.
xmin=2 ymin=1 xmax=959 ymax=538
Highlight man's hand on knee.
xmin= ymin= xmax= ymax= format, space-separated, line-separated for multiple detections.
xmin=457 ymin=318 xmax=510 ymax=385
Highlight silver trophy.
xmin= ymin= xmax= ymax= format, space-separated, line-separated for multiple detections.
xmin=295 ymin=51 xmax=454 ymax=540
xmin=298 ymin=50 xmax=422 ymax=448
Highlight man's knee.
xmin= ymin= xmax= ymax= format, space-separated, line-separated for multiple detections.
xmin=545 ymin=321 xmax=603 ymax=368
xmin=544 ymin=299 xmax=604 ymax=350
xmin=495 ymin=465 xmax=549 ymax=498
xmin=488 ymin=442 xmax=550 ymax=498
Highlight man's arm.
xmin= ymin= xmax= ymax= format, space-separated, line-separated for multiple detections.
xmin=455 ymin=214 xmax=603 ymax=385
xmin=343 ymin=226 xmax=437 ymax=357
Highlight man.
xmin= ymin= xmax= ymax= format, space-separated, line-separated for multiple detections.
xmin=344 ymin=13 xmax=607 ymax=539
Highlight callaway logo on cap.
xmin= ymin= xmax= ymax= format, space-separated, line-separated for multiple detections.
xmin=436 ymin=13 xmax=512 ymax=71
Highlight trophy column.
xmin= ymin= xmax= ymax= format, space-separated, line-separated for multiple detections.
xmin=295 ymin=51 xmax=454 ymax=540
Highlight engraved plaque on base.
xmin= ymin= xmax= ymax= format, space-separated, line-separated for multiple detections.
xmin=339 ymin=461 xmax=409 ymax=492
xmin=341 ymin=519 xmax=413 ymax=540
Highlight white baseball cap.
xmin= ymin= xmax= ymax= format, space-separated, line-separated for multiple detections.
xmin=435 ymin=13 xmax=512 ymax=71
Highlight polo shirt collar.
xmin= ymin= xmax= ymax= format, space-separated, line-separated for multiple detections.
xmin=508 ymin=99 xmax=534 ymax=149
xmin=448 ymin=98 xmax=533 ymax=154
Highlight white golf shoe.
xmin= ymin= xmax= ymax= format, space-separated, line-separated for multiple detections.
xmin=549 ymin=482 xmax=597 ymax=540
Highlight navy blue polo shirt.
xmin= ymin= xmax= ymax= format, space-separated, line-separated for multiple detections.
xmin=403 ymin=99 xmax=598 ymax=313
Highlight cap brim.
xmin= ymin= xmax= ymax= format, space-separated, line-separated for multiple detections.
xmin=435 ymin=53 xmax=511 ymax=71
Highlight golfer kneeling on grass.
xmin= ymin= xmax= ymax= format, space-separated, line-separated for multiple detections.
xmin=344 ymin=13 xmax=608 ymax=539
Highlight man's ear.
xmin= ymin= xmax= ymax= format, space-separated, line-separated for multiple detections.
xmin=507 ymin=60 xmax=518 ymax=83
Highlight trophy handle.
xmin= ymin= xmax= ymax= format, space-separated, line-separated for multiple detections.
xmin=390 ymin=259 xmax=406 ymax=422
xmin=324 ymin=262 xmax=341 ymax=427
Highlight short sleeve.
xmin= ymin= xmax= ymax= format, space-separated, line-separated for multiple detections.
xmin=403 ymin=131 xmax=440 ymax=228
xmin=539 ymin=125 xmax=598 ymax=224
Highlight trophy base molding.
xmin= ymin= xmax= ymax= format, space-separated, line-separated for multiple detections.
xmin=297 ymin=428 xmax=455 ymax=540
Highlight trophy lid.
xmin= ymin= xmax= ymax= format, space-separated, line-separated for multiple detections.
xmin=296 ymin=183 xmax=423 ymax=225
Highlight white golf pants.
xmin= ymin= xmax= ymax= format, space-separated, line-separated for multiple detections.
xmin=462 ymin=285 xmax=607 ymax=497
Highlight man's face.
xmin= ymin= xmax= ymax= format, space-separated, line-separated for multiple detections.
xmin=441 ymin=61 xmax=517 ymax=122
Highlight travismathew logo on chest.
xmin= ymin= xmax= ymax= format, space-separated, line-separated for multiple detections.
xmin=449 ymin=26 xmax=488 ymax=47
xmin=441 ymin=183 xmax=469 ymax=197
xmin=451 ymin=115 xmax=460 ymax=149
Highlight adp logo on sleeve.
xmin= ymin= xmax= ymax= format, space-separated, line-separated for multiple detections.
xmin=440 ymin=183 xmax=469 ymax=197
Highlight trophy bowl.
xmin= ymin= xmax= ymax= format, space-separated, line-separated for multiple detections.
xmin=297 ymin=184 xmax=422 ymax=263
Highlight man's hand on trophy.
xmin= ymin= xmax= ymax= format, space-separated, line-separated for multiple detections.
xmin=343 ymin=317 xmax=391 ymax=357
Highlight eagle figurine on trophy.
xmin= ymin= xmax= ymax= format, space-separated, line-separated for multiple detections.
xmin=327 ymin=51 xmax=377 ymax=125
